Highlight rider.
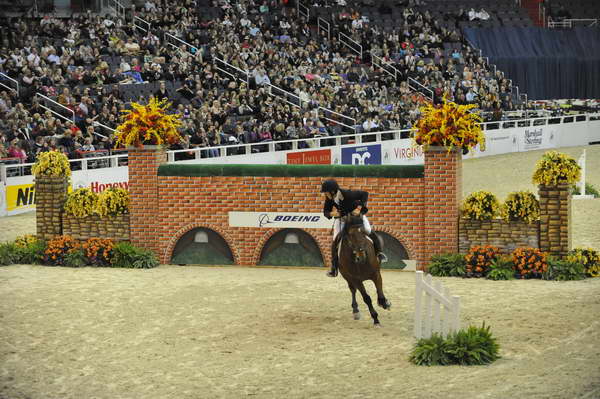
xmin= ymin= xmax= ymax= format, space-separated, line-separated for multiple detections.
xmin=321 ymin=179 xmax=387 ymax=277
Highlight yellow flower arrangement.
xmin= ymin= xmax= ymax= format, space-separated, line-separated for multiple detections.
xmin=412 ymin=98 xmax=484 ymax=152
xmin=501 ymin=191 xmax=540 ymax=224
xmin=115 ymin=97 xmax=183 ymax=148
xmin=566 ymin=248 xmax=600 ymax=277
xmin=95 ymin=187 xmax=129 ymax=217
xmin=64 ymin=188 xmax=98 ymax=218
xmin=31 ymin=151 xmax=71 ymax=178
xmin=14 ymin=234 xmax=38 ymax=248
xmin=461 ymin=190 xmax=500 ymax=220
xmin=532 ymin=151 xmax=581 ymax=186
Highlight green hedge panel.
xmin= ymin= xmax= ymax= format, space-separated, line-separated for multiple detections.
xmin=158 ymin=164 xmax=424 ymax=178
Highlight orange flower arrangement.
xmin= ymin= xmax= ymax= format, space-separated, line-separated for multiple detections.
xmin=44 ymin=235 xmax=80 ymax=266
xmin=115 ymin=97 xmax=183 ymax=148
xmin=413 ymin=98 xmax=484 ymax=152
xmin=511 ymin=247 xmax=548 ymax=279
xmin=465 ymin=245 xmax=500 ymax=277
xmin=82 ymin=238 xmax=114 ymax=266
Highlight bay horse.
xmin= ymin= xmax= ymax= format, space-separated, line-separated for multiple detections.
xmin=338 ymin=215 xmax=392 ymax=326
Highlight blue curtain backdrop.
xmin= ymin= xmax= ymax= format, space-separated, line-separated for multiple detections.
xmin=463 ymin=27 xmax=600 ymax=100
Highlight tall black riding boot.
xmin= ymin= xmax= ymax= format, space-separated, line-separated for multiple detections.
xmin=327 ymin=236 xmax=340 ymax=277
xmin=369 ymin=232 xmax=388 ymax=263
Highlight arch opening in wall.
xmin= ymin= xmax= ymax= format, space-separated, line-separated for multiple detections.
xmin=171 ymin=228 xmax=234 ymax=265
xmin=375 ymin=231 xmax=411 ymax=270
xmin=259 ymin=229 xmax=324 ymax=267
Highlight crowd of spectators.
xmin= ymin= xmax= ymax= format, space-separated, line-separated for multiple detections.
xmin=0 ymin=0 xmax=592 ymax=165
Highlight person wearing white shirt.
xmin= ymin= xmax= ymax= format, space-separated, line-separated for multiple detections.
xmin=144 ymin=0 xmax=156 ymax=11
xmin=47 ymin=50 xmax=61 ymax=65
xmin=240 ymin=15 xmax=251 ymax=27
xmin=478 ymin=8 xmax=490 ymax=20
xmin=468 ymin=8 xmax=477 ymax=20
xmin=280 ymin=19 xmax=291 ymax=30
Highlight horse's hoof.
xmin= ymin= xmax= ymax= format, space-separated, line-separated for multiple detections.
xmin=353 ymin=312 xmax=361 ymax=320
xmin=374 ymin=323 xmax=382 ymax=328
xmin=385 ymin=300 xmax=392 ymax=310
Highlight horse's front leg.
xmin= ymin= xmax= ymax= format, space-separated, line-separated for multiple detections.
xmin=373 ymin=272 xmax=392 ymax=310
xmin=356 ymin=281 xmax=380 ymax=326
xmin=346 ymin=281 xmax=361 ymax=320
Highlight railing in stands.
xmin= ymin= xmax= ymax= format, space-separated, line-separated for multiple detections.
xmin=371 ymin=53 xmax=399 ymax=80
xmin=264 ymin=82 xmax=304 ymax=108
xmin=407 ymin=77 xmax=434 ymax=102
xmin=35 ymin=93 xmax=75 ymax=122
xmin=297 ymin=1 xmax=309 ymax=20
xmin=108 ymin=0 xmax=126 ymax=19
xmin=339 ymin=32 xmax=363 ymax=60
xmin=163 ymin=32 xmax=199 ymax=54
xmin=548 ymin=18 xmax=598 ymax=28
xmin=316 ymin=106 xmax=357 ymax=133
xmin=0 ymin=72 xmax=19 ymax=94
xmin=214 ymin=57 xmax=250 ymax=85
xmin=318 ymin=17 xmax=331 ymax=40
xmin=133 ymin=16 xmax=151 ymax=33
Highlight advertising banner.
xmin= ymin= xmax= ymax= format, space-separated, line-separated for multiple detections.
xmin=517 ymin=126 xmax=556 ymax=152
xmin=229 ymin=212 xmax=333 ymax=229
xmin=381 ymin=139 xmax=424 ymax=165
xmin=286 ymin=149 xmax=331 ymax=164
xmin=341 ymin=144 xmax=382 ymax=165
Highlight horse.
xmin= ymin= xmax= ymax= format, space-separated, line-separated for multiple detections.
xmin=337 ymin=215 xmax=392 ymax=326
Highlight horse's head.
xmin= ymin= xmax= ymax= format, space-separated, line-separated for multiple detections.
xmin=344 ymin=215 xmax=370 ymax=264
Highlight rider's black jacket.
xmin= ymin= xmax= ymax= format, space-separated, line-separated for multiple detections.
xmin=323 ymin=188 xmax=369 ymax=219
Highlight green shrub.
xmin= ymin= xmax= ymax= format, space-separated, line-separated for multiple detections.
xmin=0 ymin=242 xmax=20 ymax=266
xmin=427 ymin=253 xmax=466 ymax=277
xmin=486 ymin=256 xmax=515 ymax=280
xmin=18 ymin=239 xmax=47 ymax=264
xmin=543 ymin=257 xmax=586 ymax=281
xmin=409 ymin=334 xmax=452 ymax=366
xmin=111 ymin=242 xmax=159 ymax=269
xmin=64 ymin=249 xmax=87 ymax=268
xmin=445 ymin=323 xmax=500 ymax=365
xmin=570 ymin=182 xmax=600 ymax=198
xmin=410 ymin=323 xmax=500 ymax=366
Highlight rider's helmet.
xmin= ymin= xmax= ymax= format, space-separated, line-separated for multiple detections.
xmin=321 ymin=179 xmax=339 ymax=194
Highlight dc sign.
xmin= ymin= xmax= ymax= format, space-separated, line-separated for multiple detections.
xmin=341 ymin=144 xmax=382 ymax=165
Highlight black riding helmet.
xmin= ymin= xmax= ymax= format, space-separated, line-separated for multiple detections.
xmin=321 ymin=179 xmax=339 ymax=194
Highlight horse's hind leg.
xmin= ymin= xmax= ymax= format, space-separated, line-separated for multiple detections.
xmin=347 ymin=281 xmax=361 ymax=320
xmin=373 ymin=272 xmax=392 ymax=310
xmin=356 ymin=281 xmax=380 ymax=326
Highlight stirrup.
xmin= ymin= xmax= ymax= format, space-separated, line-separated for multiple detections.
xmin=377 ymin=253 xmax=388 ymax=263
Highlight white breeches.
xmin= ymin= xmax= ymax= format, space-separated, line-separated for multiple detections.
xmin=333 ymin=215 xmax=372 ymax=238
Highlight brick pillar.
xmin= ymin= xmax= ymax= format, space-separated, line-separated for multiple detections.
xmin=128 ymin=147 xmax=166 ymax=257
xmin=35 ymin=176 xmax=69 ymax=241
xmin=538 ymin=184 xmax=571 ymax=258
xmin=422 ymin=146 xmax=462 ymax=270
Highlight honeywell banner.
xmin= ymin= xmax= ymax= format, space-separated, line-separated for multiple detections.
xmin=228 ymin=212 xmax=333 ymax=229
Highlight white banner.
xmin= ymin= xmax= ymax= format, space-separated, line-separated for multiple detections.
xmin=381 ymin=139 xmax=425 ymax=165
xmin=229 ymin=212 xmax=333 ymax=229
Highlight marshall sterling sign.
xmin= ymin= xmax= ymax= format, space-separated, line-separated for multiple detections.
xmin=228 ymin=212 xmax=333 ymax=229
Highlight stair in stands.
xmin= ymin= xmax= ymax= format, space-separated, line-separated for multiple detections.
xmin=521 ymin=0 xmax=544 ymax=27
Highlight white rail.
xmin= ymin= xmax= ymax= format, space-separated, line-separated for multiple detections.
xmin=339 ymin=32 xmax=363 ymax=60
xmin=318 ymin=17 xmax=331 ymax=40
xmin=0 ymin=72 xmax=19 ymax=94
xmin=108 ymin=0 xmax=126 ymax=19
xmin=414 ymin=271 xmax=460 ymax=339
xmin=133 ymin=16 xmax=151 ymax=33
xmin=407 ymin=77 xmax=434 ymax=102
xmin=371 ymin=53 xmax=399 ymax=80
xmin=297 ymin=1 xmax=309 ymax=19
xmin=316 ymin=106 xmax=357 ymax=132
xmin=36 ymin=93 xmax=75 ymax=122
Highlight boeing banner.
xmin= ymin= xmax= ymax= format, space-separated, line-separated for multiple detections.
xmin=228 ymin=212 xmax=333 ymax=229
xmin=341 ymin=144 xmax=382 ymax=165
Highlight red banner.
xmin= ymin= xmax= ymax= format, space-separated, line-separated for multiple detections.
xmin=287 ymin=149 xmax=331 ymax=165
